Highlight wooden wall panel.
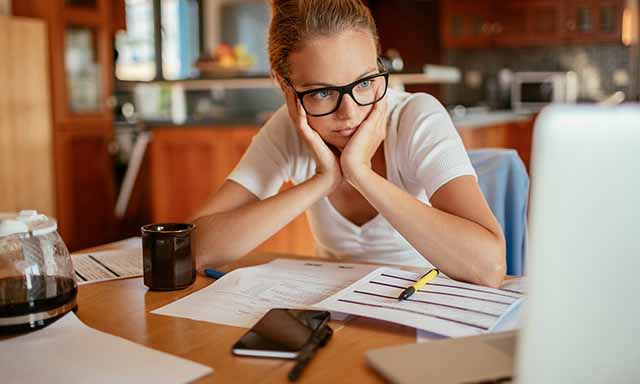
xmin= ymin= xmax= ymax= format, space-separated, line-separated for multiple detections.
xmin=0 ymin=16 xmax=55 ymax=216
xmin=0 ymin=17 xmax=11 ymax=212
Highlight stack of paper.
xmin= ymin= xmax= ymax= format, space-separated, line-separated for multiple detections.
xmin=314 ymin=267 xmax=524 ymax=338
xmin=152 ymin=259 xmax=377 ymax=328
xmin=151 ymin=259 xmax=525 ymax=338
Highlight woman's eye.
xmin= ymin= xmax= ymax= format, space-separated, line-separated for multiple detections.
xmin=311 ymin=90 xmax=331 ymax=99
xmin=357 ymin=79 xmax=373 ymax=89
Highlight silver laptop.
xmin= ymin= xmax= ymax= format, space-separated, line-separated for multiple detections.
xmin=367 ymin=104 xmax=640 ymax=384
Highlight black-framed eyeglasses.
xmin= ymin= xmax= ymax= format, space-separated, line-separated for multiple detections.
xmin=284 ymin=59 xmax=389 ymax=117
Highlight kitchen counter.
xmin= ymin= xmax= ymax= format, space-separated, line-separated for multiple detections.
xmin=450 ymin=109 xmax=534 ymax=129
xmin=117 ymin=71 xmax=461 ymax=91
xmin=114 ymin=116 xmax=264 ymax=129
xmin=116 ymin=108 xmax=534 ymax=131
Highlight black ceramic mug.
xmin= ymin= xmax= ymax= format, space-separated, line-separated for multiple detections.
xmin=141 ymin=223 xmax=196 ymax=290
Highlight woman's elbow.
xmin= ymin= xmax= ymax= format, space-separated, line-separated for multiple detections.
xmin=480 ymin=262 xmax=506 ymax=288
xmin=480 ymin=234 xmax=507 ymax=288
xmin=193 ymin=227 xmax=242 ymax=268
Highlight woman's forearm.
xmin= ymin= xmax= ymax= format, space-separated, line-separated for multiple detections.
xmin=347 ymin=167 xmax=506 ymax=287
xmin=193 ymin=175 xmax=332 ymax=267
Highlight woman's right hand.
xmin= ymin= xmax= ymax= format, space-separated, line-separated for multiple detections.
xmin=282 ymin=83 xmax=343 ymax=194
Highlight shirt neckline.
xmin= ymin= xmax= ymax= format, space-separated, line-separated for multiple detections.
xmin=322 ymin=98 xmax=403 ymax=232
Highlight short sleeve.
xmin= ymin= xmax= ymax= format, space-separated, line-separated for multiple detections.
xmin=227 ymin=106 xmax=305 ymax=200
xmin=397 ymin=93 xmax=476 ymax=198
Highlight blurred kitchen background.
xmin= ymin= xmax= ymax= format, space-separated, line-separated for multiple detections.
xmin=1 ymin=0 xmax=638 ymax=253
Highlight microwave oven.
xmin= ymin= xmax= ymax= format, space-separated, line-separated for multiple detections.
xmin=511 ymin=71 xmax=578 ymax=111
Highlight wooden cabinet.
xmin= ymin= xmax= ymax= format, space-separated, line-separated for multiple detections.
xmin=441 ymin=0 xmax=494 ymax=49
xmin=367 ymin=0 xmax=443 ymax=99
xmin=55 ymin=130 xmax=117 ymax=250
xmin=13 ymin=0 xmax=118 ymax=250
xmin=565 ymin=0 xmax=624 ymax=43
xmin=149 ymin=128 xmax=246 ymax=222
xmin=441 ymin=0 xmax=626 ymax=48
xmin=457 ymin=117 xmax=536 ymax=171
xmin=149 ymin=127 xmax=315 ymax=256
xmin=494 ymin=0 xmax=566 ymax=47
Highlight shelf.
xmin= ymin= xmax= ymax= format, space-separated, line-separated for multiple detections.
xmin=116 ymin=72 xmax=460 ymax=91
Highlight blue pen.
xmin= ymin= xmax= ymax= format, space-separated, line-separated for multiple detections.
xmin=204 ymin=268 xmax=226 ymax=280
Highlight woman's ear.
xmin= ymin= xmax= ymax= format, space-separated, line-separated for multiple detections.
xmin=274 ymin=72 xmax=287 ymax=93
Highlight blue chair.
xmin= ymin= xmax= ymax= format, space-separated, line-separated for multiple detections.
xmin=468 ymin=149 xmax=529 ymax=276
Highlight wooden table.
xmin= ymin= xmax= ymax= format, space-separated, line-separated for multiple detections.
xmin=74 ymin=239 xmax=418 ymax=383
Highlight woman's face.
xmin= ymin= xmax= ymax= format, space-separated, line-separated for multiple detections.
xmin=286 ymin=29 xmax=381 ymax=150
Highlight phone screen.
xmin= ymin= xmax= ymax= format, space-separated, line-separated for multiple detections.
xmin=232 ymin=308 xmax=331 ymax=359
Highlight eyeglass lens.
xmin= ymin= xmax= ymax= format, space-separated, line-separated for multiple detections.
xmin=301 ymin=74 xmax=387 ymax=116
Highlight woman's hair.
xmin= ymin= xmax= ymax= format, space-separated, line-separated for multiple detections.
xmin=268 ymin=0 xmax=379 ymax=78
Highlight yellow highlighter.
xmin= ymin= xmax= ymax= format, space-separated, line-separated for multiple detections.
xmin=397 ymin=268 xmax=439 ymax=301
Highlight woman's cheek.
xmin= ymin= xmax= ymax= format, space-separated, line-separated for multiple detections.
xmin=307 ymin=117 xmax=333 ymax=136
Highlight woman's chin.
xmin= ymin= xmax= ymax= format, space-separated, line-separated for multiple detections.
xmin=331 ymin=138 xmax=348 ymax=151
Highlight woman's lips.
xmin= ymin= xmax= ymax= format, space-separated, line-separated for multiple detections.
xmin=335 ymin=127 xmax=357 ymax=137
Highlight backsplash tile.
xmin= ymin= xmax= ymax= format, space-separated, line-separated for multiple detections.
xmin=444 ymin=44 xmax=632 ymax=107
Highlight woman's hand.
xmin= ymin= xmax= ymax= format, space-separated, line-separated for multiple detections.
xmin=340 ymin=89 xmax=388 ymax=185
xmin=282 ymin=83 xmax=343 ymax=194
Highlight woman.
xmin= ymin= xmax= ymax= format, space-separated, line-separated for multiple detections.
xmin=192 ymin=0 xmax=506 ymax=287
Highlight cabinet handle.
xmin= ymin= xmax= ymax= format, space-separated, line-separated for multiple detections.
xmin=492 ymin=22 xmax=503 ymax=35
xmin=566 ymin=20 xmax=576 ymax=31
xmin=481 ymin=22 xmax=492 ymax=35
xmin=108 ymin=139 xmax=119 ymax=156
xmin=106 ymin=95 xmax=118 ymax=110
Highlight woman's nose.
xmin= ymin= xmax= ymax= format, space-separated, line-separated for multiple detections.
xmin=335 ymin=93 xmax=360 ymax=120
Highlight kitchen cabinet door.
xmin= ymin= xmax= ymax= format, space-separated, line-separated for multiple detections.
xmin=457 ymin=118 xmax=536 ymax=172
xmin=494 ymin=0 xmax=566 ymax=47
xmin=14 ymin=0 xmax=115 ymax=129
xmin=149 ymin=128 xmax=232 ymax=223
xmin=504 ymin=119 xmax=535 ymax=170
xmin=149 ymin=126 xmax=264 ymax=222
xmin=441 ymin=0 xmax=494 ymax=48
xmin=566 ymin=0 xmax=624 ymax=43
xmin=55 ymin=129 xmax=117 ymax=251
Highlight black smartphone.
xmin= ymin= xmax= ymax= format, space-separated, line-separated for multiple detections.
xmin=231 ymin=308 xmax=331 ymax=359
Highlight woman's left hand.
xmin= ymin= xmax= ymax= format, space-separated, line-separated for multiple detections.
xmin=340 ymin=89 xmax=388 ymax=184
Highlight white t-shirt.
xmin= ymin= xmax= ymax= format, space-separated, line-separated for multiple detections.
xmin=227 ymin=90 xmax=476 ymax=267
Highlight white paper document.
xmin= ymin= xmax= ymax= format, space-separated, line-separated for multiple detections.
xmin=315 ymin=267 xmax=524 ymax=338
xmin=416 ymin=277 xmax=528 ymax=342
xmin=72 ymin=247 xmax=143 ymax=285
xmin=152 ymin=259 xmax=376 ymax=328
xmin=0 ymin=312 xmax=212 ymax=384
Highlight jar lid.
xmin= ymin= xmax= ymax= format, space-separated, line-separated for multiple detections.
xmin=0 ymin=210 xmax=58 ymax=237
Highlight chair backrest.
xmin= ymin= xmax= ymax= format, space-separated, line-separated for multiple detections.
xmin=468 ymin=148 xmax=529 ymax=275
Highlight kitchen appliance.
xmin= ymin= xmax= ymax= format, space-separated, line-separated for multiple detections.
xmin=0 ymin=210 xmax=77 ymax=334
xmin=511 ymin=71 xmax=578 ymax=112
